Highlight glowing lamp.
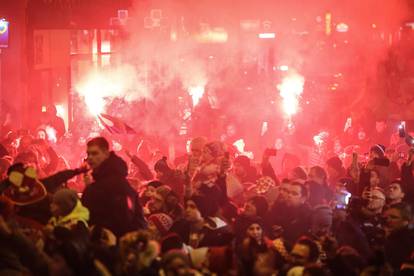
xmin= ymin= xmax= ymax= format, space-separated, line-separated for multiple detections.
xmin=258 ymin=33 xmax=276 ymax=39
xmin=336 ymin=23 xmax=349 ymax=33
xmin=0 ymin=19 xmax=9 ymax=48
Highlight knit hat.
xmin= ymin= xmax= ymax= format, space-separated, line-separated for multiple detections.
xmin=248 ymin=196 xmax=269 ymax=218
xmin=234 ymin=155 xmax=251 ymax=170
xmin=154 ymin=157 xmax=171 ymax=174
xmin=148 ymin=213 xmax=174 ymax=235
xmin=188 ymin=195 xmax=218 ymax=218
xmin=370 ymin=144 xmax=386 ymax=158
xmin=326 ymin=156 xmax=343 ymax=172
xmin=3 ymin=165 xmax=47 ymax=206
xmin=237 ymin=216 xmax=265 ymax=239
xmin=53 ymin=189 xmax=79 ymax=216
xmin=147 ymin=180 xmax=163 ymax=189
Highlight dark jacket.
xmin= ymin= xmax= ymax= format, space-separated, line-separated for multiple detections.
xmin=401 ymin=162 xmax=414 ymax=205
xmin=267 ymin=202 xmax=311 ymax=244
xmin=0 ymin=229 xmax=49 ymax=276
xmin=82 ymin=152 xmax=146 ymax=237
xmin=306 ymin=180 xmax=334 ymax=207
xmin=385 ymin=227 xmax=414 ymax=272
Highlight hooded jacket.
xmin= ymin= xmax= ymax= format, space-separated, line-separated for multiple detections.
xmin=82 ymin=152 xmax=146 ymax=237
xmin=49 ymin=200 xmax=89 ymax=229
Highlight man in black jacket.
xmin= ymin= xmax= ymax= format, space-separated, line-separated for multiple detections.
xmin=81 ymin=137 xmax=146 ymax=237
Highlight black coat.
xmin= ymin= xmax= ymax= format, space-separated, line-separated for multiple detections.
xmin=82 ymin=152 xmax=146 ymax=237
xmin=267 ymin=202 xmax=311 ymax=244
xmin=385 ymin=227 xmax=414 ymax=272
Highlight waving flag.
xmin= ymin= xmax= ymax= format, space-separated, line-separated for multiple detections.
xmin=98 ymin=113 xmax=136 ymax=134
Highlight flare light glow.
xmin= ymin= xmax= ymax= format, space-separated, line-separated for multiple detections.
xmin=277 ymin=72 xmax=305 ymax=117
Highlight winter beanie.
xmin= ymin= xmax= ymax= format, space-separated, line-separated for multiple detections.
xmin=188 ymin=195 xmax=218 ymax=218
xmin=148 ymin=213 xmax=174 ymax=235
xmin=53 ymin=189 xmax=78 ymax=216
xmin=147 ymin=180 xmax=163 ymax=189
xmin=370 ymin=144 xmax=386 ymax=158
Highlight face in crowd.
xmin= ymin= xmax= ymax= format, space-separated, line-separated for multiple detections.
xmin=363 ymin=189 xmax=385 ymax=213
xmin=148 ymin=193 xmax=165 ymax=214
xmin=87 ymin=144 xmax=110 ymax=169
xmin=277 ymin=181 xmax=291 ymax=203
xmin=185 ymin=200 xmax=203 ymax=223
xmin=285 ymin=183 xmax=306 ymax=207
xmin=369 ymin=170 xmax=380 ymax=188
xmin=243 ymin=200 xmax=258 ymax=217
xmin=290 ymin=238 xmax=319 ymax=266
xmin=386 ymin=182 xmax=405 ymax=203
xmin=382 ymin=206 xmax=410 ymax=234
xmin=246 ymin=223 xmax=263 ymax=244
xmin=233 ymin=162 xmax=246 ymax=178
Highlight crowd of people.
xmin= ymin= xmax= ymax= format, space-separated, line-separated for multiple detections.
xmin=0 ymin=116 xmax=414 ymax=276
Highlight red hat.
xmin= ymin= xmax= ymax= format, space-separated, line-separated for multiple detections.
xmin=3 ymin=166 xmax=46 ymax=206
xmin=148 ymin=213 xmax=173 ymax=235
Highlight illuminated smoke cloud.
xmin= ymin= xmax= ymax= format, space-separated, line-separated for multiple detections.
xmin=75 ymin=65 xmax=150 ymax=116
xmin=277 ymin=72 xmax=305 ymax=117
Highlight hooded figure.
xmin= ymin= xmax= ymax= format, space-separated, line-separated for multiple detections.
xmin=82 ymin=150 xmax=146 ymax=237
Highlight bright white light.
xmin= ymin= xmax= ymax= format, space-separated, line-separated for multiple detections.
xmin=55 ymin=104 xmax=65 ymax=118
xmin=313 ymin=131 xmax=329 ymax=147
xmin=188 ymin=86 xmax=205 ymax=107
xmin=279 ymin=65 xmax=289 ymax=71
xmin=261 ymin=122 xmax=268 ymax=136
xmin=277 ymin=72 xmax=305 ymax=117
xmin=45 ymin=125 xmax=57 ymax=143
xmin=336 ymin=23 xmax=349 ymax=33
xmin=258 ymin=33 xmax=276 ymax=39
xmin=77 ymin=72 xmax=122 ymax=116
xmin=233 ymin=139 xmax=245 ymax=153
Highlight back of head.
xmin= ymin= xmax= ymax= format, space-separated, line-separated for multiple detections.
xmin=310 ymin=166 xmax=327 ymax=182
xmin=326 ymin=156 xmax=344 ymax=172
xmin=295 ymin=236 xmax=320 ymax=263
xmin=53 ymin=189 xmax=79 ymax=216
xmin=249 ymin=196 xmax=269 ymax=218
xmin=87 ymin=137 xmax=109 ymax=152
xmin=292 ymin=167 xmax=307 ymax=181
